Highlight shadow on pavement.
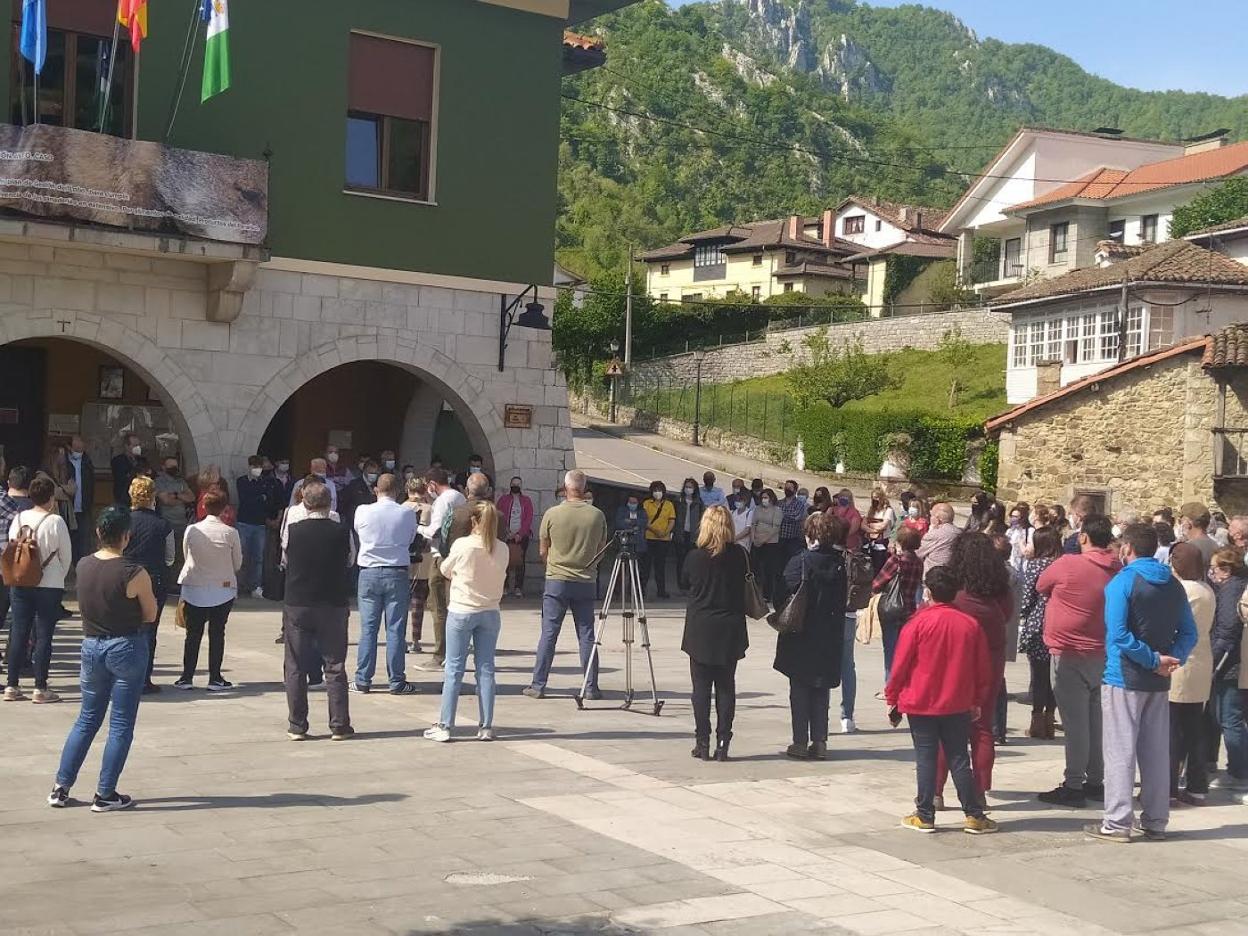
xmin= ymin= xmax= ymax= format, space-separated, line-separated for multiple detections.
xmin=138 ymin=791 xmax=408 ymax=811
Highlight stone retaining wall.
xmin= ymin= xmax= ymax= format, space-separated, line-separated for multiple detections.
xmin=631 ymin=308 xmax=1009 ymax=383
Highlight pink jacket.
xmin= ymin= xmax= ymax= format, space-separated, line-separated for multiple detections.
xmin=496 ymin=493 xmax=534 ymax=541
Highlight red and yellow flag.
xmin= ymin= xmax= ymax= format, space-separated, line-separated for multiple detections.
xmin=117 ymin=0 xmax=147 ymax=53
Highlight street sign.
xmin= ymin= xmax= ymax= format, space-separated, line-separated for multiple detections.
xmin=604 ymin=358 xmax=626 ymax=378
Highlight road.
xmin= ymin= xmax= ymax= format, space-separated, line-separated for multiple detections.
xmin=573 ymin=424 xmax=724 ymax=490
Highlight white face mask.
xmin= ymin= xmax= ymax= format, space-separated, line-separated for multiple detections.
xmin=249 ymin=467 xmax=262 ymax=478
xmin=384 ymin=460 xmax=396 ymax=470
xmin=908 ymin=506 xmax=919 ymax=518
xmin=684 ymin=487 xmax=695 ymax=496
xmin=131 ymin=445 xmax=142 ymax=456
xmin=365 ymin=473 xmax=379 ymax=485
xmin=277 ymin=462 xmax=290 ymax=473
xmin=326 ymin=452 xmax=339 ymax=464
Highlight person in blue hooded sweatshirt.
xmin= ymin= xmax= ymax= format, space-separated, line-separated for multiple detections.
xmin=1086 ymin=522 xmax=1197 ymax=844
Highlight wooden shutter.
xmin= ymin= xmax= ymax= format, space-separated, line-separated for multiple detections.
xmin=349 ymin=33 xmax=436 ymax=123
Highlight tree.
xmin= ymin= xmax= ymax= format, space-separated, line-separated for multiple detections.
xmin=1171 ymin=178 xmax=1248 ymax=239
xmin=939 ymin=327 xmax=976 ymax=410
xmin=925 ymin=260 xmax=977 ymax=310
xmin=785 ymin=332 xmax=896 ymax=409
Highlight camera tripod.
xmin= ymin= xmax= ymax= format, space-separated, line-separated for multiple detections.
xmin=575 ymin=533 xmax=664 ymax=716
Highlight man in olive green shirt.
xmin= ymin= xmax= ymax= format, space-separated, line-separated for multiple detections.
xmin=525 ymin=469 xmax=608 ymax=699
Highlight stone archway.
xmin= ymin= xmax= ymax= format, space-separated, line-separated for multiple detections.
xmin=0 ymin=310 xmax=213 ymax=470
xmin=235 ymin=336 xmax=514 ymax=477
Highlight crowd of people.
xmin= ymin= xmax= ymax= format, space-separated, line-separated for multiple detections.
xmin=2 ymin=445 xmax=1246 ymax=843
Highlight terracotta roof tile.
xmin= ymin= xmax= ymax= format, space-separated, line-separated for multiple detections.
xmin=1203 ymin=323 xmax=1248 ymax=369
xmin=1006 ymin=141 xmax=1248 ymax=212
xmin=992 ymin=240 xmax=1248 ymax=307
xmin=562 ymin=30 xmax=603 ymax=52
xmin=838 ymin=196 xmax=950 ymax=235
xmin=1186 ymin=214 xmax=1248 ymax=238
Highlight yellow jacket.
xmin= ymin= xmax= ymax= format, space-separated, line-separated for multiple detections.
xmin=643 ymin=497 xmax=676 ymax=541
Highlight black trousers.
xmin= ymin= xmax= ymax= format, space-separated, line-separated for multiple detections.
xmin=640 ymin=540 xmax=670 ymax=597
xmin=690 ymin=658 xmax=737 ymax=743
xmin=1029 ymin=657 xmax=1056 ymax=714
xmin=789 ymin=679 xmax=830 ymax=746
xmin=284 ymin=605 xmax=350 ymax=735
xmin=145 ymin=592 xmax=167 ymax=686
xmin=181 ymin=600 xmax=233 ymax=682
xmin=1170 ymin=700 xmax=1209 ymax=796
xmin=673 ymin=534 xmax=695 ymax=590
xmin=908 ymin=712 xmax=983 ymax=821
xmin=754 ymin=542 xmax=782 ymax=601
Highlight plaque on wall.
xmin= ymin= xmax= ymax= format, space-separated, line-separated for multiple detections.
xmin=504 ymin=405 xmax=533 ymax=429
xmin=327 ymin=430 xmax=353 ymax=450
xmin=47 ymin=413 xmax=80 ymax=434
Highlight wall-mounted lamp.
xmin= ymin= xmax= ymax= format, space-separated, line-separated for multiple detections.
xmin=499 ymin=285 xmax=551 ymax=371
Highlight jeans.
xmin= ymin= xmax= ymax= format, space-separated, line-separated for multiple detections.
xmin=283 ymin=605 xmax=350 ymax=735
xmin=1215 ymin=676 xmax=1248 ymax=779
xmin=55 ymin=633 xmax=148 ymax=796
xmin=789 ymin=679 xmax=830 ymax=746
xmin=840 ymin=616 xmax=856 ymax=720
xmin=531 ymin=578 xmax=597 ymax=693
xmin=181 ymin=600 xmax=233 ymax=682
xmin=6 ymin=586 xmax=62 ymax=689
xmin=937 ymin=677 xmax=1000 ymax=798
xmin=640 ymin=540 xmax=670 ymax=597
xmin=236 ymin=523 xmax=267 ymax=593
xmin=355 ymin=566 xmax=409 ymax=691
xmin=882 ymin=621 xmax=901 ymax=685
xmin=690 ymin=658 xmax=737 ymax=743
xmin=1170 ymin=701 xmax=1209 ymax=796
xmin=1051 ymin=651 xmax=1105 ymax=789
xmin=909 ymin=713 xmax=984 ymax=821
xmin=439 ymin=609 xmax=501 ymax=728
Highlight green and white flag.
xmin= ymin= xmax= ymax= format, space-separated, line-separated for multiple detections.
xmin=201 ymin=0 xmax=230 ymax=102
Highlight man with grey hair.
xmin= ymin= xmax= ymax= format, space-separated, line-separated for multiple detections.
xmin=290 ymin=457 xmax=338 ymax=513
xmin=525 ymin=469 xmax=608 ymax=699
xmin=917 ymin=502 xmax=960 ymax=576
xmin=1227 ymin=515 xmax=1248 ymax=551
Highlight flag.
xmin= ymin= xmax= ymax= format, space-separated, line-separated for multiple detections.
xmin=118 ymin=0 xmax=148 ymax=54
xmin=19 ymin=0 xmax=46 ymax=76
xmin=200 ymin=0 xmax=231 ymax=101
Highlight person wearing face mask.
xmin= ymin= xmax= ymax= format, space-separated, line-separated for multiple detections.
xmin=730 ymin=489 xmax=754 ymax=554
xmin=341 ymin=460 xmax=381 ymax=534
xmin=613 ymin=493 xmax=650 ymax=564
xmin=751 ymin=488 xmax=783 ymax=601
xmin=272 ymin=457 xmax=296 ymax=505
xmin=1208 ymin=548 xmax=1248 ymax=796
xmin=110 ymin=433 xmax=144 ymax=506
xmin=290 ymin=458 xmax=338 ymax=514
xmin=729 ymin=478 xmax=747 ymax=506
xmin=699 ymin=472 xmax=726 ymax=509
xmin=379 ymin=450 xmax=398 ymax=476
xmin=1177 ymin=502 xmax=1217 ymax=572
xmin=1005 ymin=503 xmax=1032 ymax=573
xmin=236 ymin=456 xmax=279 ymax=600
xmin=673 ymin=480 xmax=704 ymax=593
xmin=155 ymin=457 xmax=194 ymax=582
xmin=641 ymin=482 xmax=675 ymax=600
xmin=749 ymin=478 xmax=764 ymax=506
xmin=496 ymin=477 xmax=534 ymax=598
xmin=778 ymin=481 xmax=807 ymax=563
xmin=456 ymin=454 xmax=493 ymax=492
xmin=323 ymin=446 xmax=349 ymax=493
xmin=63 ymin=435 xmax=95 ymax=564
xmin=901 ymin=495 xmax=929 ymax=538
xmin=830 ymin=490 xmax=863 ymax=553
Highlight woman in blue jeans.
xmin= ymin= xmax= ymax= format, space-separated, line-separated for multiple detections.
xmin=425 ymin=500 xmax=509 ymax=742
xmin=48 ymin=507 xmax=158 ymax=812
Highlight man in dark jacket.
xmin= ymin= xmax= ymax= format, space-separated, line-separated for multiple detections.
xmin=1087 ymin=522 xmax=1196 ymax=843
xmin=65 ymin=435 xmax=95 ymax=563
xmin=124 ymin=476 xmax=173 ymax=694
xmin=110 ymin=433 xmax=143 ymax=506
xmin=236 ymin=456 xmax=280 ymax=598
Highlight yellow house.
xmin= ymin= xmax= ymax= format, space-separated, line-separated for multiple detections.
xmin=640 ymin=212 xmax=862 ymax=303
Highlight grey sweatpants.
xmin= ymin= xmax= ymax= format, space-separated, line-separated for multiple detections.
xmin=1102 ymin=685 xmax=1170 ymax=833
xmin=1051 ymin=652 xmax=1105 ymax=790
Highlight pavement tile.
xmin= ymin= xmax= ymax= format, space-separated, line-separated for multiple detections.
xmin=835 ymin=909 xmax=941 ymax=935
xmin=781 ymin=894 xmax=885 ymax=919
xmin=612 ymin=893 xmax=786 ymax=928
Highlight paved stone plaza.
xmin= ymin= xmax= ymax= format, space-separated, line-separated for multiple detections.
xmin=2 ymin=599 xmax=1247 ymax=936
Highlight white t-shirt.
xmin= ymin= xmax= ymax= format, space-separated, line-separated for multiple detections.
xmin=732 ymin=506 xmax=754 ymax=551
xmin=8 ymin=508 xmax=72 ymax=590
xmin=439 ymin=535 xmax=508 ymax=613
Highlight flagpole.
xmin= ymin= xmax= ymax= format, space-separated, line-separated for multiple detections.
xmin=98 ymin=16 xmax=122 ymax=133
xmin=164 ymin=0 xmax=204 ymax=143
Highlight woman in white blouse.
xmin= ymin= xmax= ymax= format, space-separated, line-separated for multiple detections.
xmin=4 ymin=476 xmax=73 ymax=703
xmin=175 ymin=488 xmax=242 ymax=691
xmin=425 ymin=500 xmax=508 ymax=743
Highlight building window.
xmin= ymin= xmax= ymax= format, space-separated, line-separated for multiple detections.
xmin=1148 ymin=306 xmax=1174 ymax=350
xmin=843 ymin=215 xmax=865 ymax=235
xmin=1098 ymin=310 xmax=1119 ymax=361
xmin=1003 ymin=238 xmax=1022 ymax=277
xmin=685 ymin=293 xmax=702 ymax=302
xmin=1107 ymin=220 xmax=1126 ymax=242
xmin=1141 ymin=214 xmax=1159 ymax=243
xmin=1045 ymin=318 xmax=1063 ymax=361
xmin=660 ymin=263 xmax=670 ymax=275
xmin=752 ymin=253 xmax=763 ymax=266
xmin=1079 ymin=312 xmax=1097 ymax=361
xmin=783 ymin=282 xmax=794 ymax=293
xmin=1050 ymin=222 xmax=1069 ymax=262
xmin=347 ymin=32 xmax=437 ymax=201
xmin=694 ymin=243 xmax=725 ymax=268
xmin=1125 ymin=306 xmax=1144 ymax=358
xmin=785 ymin=250 xmax=797 ymax=265
xmin=9 ymin=24 xmax=132 ymax=135
xmin=875 ymin=219 xmax=883 ymax=232
xmin=658 ymin=293 xmax=668 ymax=302
xmin=751 ymin=285 xmax=761 ymax=301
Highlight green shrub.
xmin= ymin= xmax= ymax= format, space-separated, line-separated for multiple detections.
xmin=796 ymin=406 xmax=984 ymax=481
xmin=978 ymin=440 xmax=999 ymax=493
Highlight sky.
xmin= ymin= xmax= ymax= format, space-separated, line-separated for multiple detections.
xmin=666 ymin=0 xmax=1248 ymax=97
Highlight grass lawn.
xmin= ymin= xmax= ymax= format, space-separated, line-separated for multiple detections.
xmin=628 ymin=344 xmax=1007 ymax=444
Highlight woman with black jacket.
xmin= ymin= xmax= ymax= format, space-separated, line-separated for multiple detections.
xmin=673 ymin=478 xmax=704 ymax=593
xmin=774 ymin=511 xmax=849 ymax=760
xmin=1209 ymin=547 xmax=1248 ymax=789
xmin=681 ymin=506 xmax=748 ymax=762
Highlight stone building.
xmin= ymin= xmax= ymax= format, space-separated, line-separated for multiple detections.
xmin=987 ymin=324 xmax=1248 ymax=517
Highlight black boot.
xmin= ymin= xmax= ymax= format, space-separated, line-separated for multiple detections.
xmin=713 ymin=737 xmax=731 ymax=761
xmin=691 ymin=739 xmax=711 ymax=760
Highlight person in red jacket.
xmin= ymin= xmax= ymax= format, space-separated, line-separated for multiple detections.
xmin=1034 ymin=514 xmax=1120 ymax=807
xmin=886 ymin=566 xmax=997 ymax=835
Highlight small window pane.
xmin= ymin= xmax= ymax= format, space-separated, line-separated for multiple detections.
xmin=11 ymin=29 xmax=68 ymax=126
xmin=346 ymin=115 xmax=381 ymax=189
xmin=386 ymin=117 xmax=428 ymax=198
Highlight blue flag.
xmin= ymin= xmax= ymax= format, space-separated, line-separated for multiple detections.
xmin=19 ymin=0 xmax=46 ymax=76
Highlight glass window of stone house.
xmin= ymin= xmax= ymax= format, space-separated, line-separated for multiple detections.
xmin=9 ymin=24 xmax=131 ymax=135
xmin=1013 ymin=301 xmax=1176 ymax=370
xmin=843 ymin=215 xmax=865 ymax=235
xmin=1141 ymin=214 xmax=1159 ymax=243
xmin=1050 ymin=222 xmax=1069 ymax=261
xmin=1125 ymin=306 xmax=1145 ymax=358
xmin=346 ymin=32 xmax=436 ymax=201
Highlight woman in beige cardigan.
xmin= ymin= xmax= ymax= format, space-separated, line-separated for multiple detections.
xmin=1169 ymin=542 xmax=1216 ymax=805
xmin=175 ymin=489 xmax=242 ymax=691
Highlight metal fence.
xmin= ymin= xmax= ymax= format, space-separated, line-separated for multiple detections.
xmin=623 ymin=375 xmax=798 ymax=446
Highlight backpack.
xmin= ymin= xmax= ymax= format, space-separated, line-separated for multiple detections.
xmin=844 ymin=547 xmax=875 ymax=612
xmin=1 ymin=512 xmax=57 ymax=588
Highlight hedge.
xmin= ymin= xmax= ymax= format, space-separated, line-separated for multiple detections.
xmin=795 ymin=404 xmax=987 ymax=483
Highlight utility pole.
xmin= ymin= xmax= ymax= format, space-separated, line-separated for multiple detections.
xmin=624 ymin=243 xmax=634 ymax=366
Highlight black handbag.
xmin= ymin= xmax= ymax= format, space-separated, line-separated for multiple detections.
xmin=742 ymin=546 xmax=769 ymax=620
xmin=768 ymin=559 xmax=807 ymax=635
xmin=879 ymin=569 xmax=907 ymax=628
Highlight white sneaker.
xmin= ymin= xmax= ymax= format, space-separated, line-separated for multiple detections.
xmin=841 ymin=717 xmax=857 ymax=734
xmin=1211 ymin=774 xmax=1248 ymax=792
xmin=512 ymin=589 xmax=523 ymax=599
xmin=423 ymin=724 xmax=451 ymax=743
xmin=477 ymin=727 xmax=496 ymax=742
xmin=251 ymin=588 xmax=264 ymax=599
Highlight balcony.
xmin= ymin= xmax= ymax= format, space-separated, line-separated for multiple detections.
xmin=967 ymin=258 xmax=1024 ymax=296
xmin=1213 ymin=428 xmax=1248 ymax=480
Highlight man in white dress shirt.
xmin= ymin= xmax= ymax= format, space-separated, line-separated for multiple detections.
xmin=417 ymin=467 xmax=466 ymax=669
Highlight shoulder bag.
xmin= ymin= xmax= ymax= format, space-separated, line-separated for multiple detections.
xmin=741 ymin=545 xmax=769 ymax=620
xmin=768 ymin=556 xmax=808 ymax=635
xmin=878 ymin=567 xmax=907 ymax=628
